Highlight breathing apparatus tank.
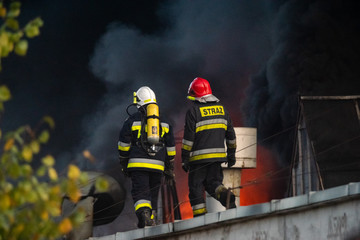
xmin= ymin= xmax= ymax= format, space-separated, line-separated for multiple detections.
xmin=146 ymin=103 xmax=160 ymax=145
xmin=130 ymin=86 xmax=163 ymax=156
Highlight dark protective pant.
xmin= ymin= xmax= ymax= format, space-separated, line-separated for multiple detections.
xmin=130 ymin=171 xmax=162 ymax=211
xmin=188 ymin=162 xmax=224 ymax=207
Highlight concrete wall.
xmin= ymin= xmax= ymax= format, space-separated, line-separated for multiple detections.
xmin=89 ymin=182 xmax=360 ymax=240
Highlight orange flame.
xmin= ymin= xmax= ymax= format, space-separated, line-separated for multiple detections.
xmin=240 ymin=146 xmax=287 ymax=206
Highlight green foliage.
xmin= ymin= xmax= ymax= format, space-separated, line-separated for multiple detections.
xmin=0 ymin=2 xmax=108 ymax=239
xmin=0 ymin=1 xmax=44 ymax=70
xmin=0 ymin=118 xmax=91 ymax=240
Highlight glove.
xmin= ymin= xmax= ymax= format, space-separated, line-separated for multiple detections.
xmin=164 ymin=159 xmax=175 ymax=180
xmin=227 ymin=156 xmax=236 ymax=168
xmin=164 ymin=168 xmax=175 ymax=181
xmin=182 ymin=160 xmax=189 ymax=173
xmin=119 ymin=156 xmax=129 ymax=177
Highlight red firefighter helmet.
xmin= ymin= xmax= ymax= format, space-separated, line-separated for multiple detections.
xmin=187 ymin=77 xmax=212 ymax=98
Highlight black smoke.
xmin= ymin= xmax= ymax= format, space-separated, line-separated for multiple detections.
xmin=242 ymin=0 xmax=360 ymax=167
xmin=85 ymin=0 xmax=277 ymax=234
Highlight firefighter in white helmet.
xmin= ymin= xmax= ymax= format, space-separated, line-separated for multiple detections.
xmin=182 ymin=77 xmax=237 ymax=217
xmin=118 ymin=86 xmax=176 ymax=228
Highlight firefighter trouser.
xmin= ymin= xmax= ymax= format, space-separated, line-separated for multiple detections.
xmin=131 ymin=171 xmax=162 ymax=212
xmin=188 ymin=162 xmax=224 ymax=216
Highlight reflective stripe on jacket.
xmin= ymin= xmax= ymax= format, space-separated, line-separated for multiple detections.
xmin=182 ymin=101 xmax=236 ymax=165
xmin=118 ymin=111 xmax=176 ymax=173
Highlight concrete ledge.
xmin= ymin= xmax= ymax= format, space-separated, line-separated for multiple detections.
xmin=219 ymin=207 xmax=237 ymax=221
xmin=204 ymin=211 xmax=220 ymax=225
xmin=271 ymin=194 xmax=308 ymax=212
xmin=173 ymin=215 xmax=204 ymax=232
xmin=309 ymin=184 xmax=349 ymax=204
xmin=236 ymin=202 xmax=270 ymax=218
xmin=92 ymin=182 xmax=360 ymax=240
xmin=349 ymin=182 xmax=360 ymax=195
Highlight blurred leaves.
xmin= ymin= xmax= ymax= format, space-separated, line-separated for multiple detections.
xmin=0 ymin=1 xmax=43 ymax=70
xmin=0 ymin=2 xmax=108 ymax=239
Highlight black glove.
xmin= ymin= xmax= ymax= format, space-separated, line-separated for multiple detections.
xmin=164 ymin=168 xmax=175 ymax=180
xmin=227 ymin=156 xmax=236 ymax=168
xmin=119 ymin=156 xmax=129 ymax=177
xmin=182 ymin=160 xmax=189 ymax=172
xmin=164 ymin=159 xmax=175 ymax=180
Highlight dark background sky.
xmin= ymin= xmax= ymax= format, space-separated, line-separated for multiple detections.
xmin=2 ymin=0 xmax=167 ymax=164
xmin=1 ymin=0 xmax=360 ymax=234
xmin=1 ymin=0 xmax=277 ymax=171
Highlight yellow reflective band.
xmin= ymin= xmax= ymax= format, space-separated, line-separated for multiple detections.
xmin=135 ymin=202 xmax=152 ymax=211
xmin=193 ymin=208 xmax=207 ymax=216
xmin=190 ymin=153 xmax=227 ymax=161
xmin=161 ymin=127 xmax=169 ymax=137
xmin=144 ymin=98 xmax=156 ymax=103
xmin=187 ymin=96 xmax=195 ymax=101
xmin=196 ymin=124 xmax=227 ymax=133
xmin=118 ymin=145 xmax=130 ymax=151
xmin=128 ymin=162 xmax=165 ymax=171
xmin=182 ymin=144 xmax=192 ymax=151
xmin=167 ymin=150 xmax=176 ymax=156
xmin=131 ymin=125 xmax=142 ymax=138
xmin=133 ymin=92 xmax=137 ymax=104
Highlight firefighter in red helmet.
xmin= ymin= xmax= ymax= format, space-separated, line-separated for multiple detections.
xmin=118 ymin=86 xmax=176 ymax=228
xmin=182 ymin=77 xmax=237 ymax=217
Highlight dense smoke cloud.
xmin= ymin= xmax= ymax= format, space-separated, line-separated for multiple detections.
xmin=242 ymin=0 xmax=360 ymax=166
xmin=85 ymin=0 xmax=276 ymax=234
xmin=85 ymin=0 xmax=276 ymax=170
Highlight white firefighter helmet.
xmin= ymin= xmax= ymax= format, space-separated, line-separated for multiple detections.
xmin=135 ymin=86 xmax=157 ymax=106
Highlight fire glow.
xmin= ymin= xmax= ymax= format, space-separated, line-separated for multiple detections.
xmin=240 ymin=146 xmax=287 ymax=206
xmin=173 ymin=133 xmax=287 ymax=218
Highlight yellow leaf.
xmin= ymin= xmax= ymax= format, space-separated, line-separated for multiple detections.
xmin=48 ymin=167 xmax=58 ymax=181
xmin=5 ymin=18 xmax=19 ymax=30
xmin=42 ymin=154 xmax=55 ymax=167
xmin=36 ymin=165 xmax=46 ymax=177
xmin=21 ymin=164 xmax=32 ymax=176
xmin=14 ymin=39 xmax=28 ymax=56
xmin=50 ymin=185 xmax=61 ymax=195
xmin=0 ymin=32 xmax=9 ymax=47
xmin=26 ymin=191 xmax=38 ymax=203
xmin=48 ymin=203 xmax=61 ymax=216
xmin=0 ymin=194 xmax=11 ymax=211
xmin=0 ymin=85 xmax=11 ymax=101
xmin=4 ymin=138 xmax=14 ymax=151
xmin=22 ymin=145 xmax=33 ymax=162
xmin=67 ymin=180 xmax=81 ymax=203
xmin=40 ymin=211 xmax=49 ymax=220
xmin=37 ymin=186 xmax=49 ymax=201
xmin=95 ymin=177 xmax=109 ymax=193
xmin=0 ymin=7 xmax=6 ymax=17
xmin=30 ymin=140 xmax=40 ymax=154
xmin=67 ymin=164 xmax=80 ymax=180
xmin=58 ymin=218 xmax=72 ymax=234
xmin=79 ymin=172 xmax=89 ymax=185
xmin=38 ymin=130 xmax=50 ymax=143
xmin=25 ymin=25 xmax=40 ymax=38
xmin=42 ymin=116 xmax=55 ymax=129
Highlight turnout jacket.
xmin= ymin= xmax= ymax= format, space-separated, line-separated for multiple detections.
xmin=182 ymin=101 xmax=236 ymax=165
xmin=118 ymin=111 xmax=176 ymax=173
